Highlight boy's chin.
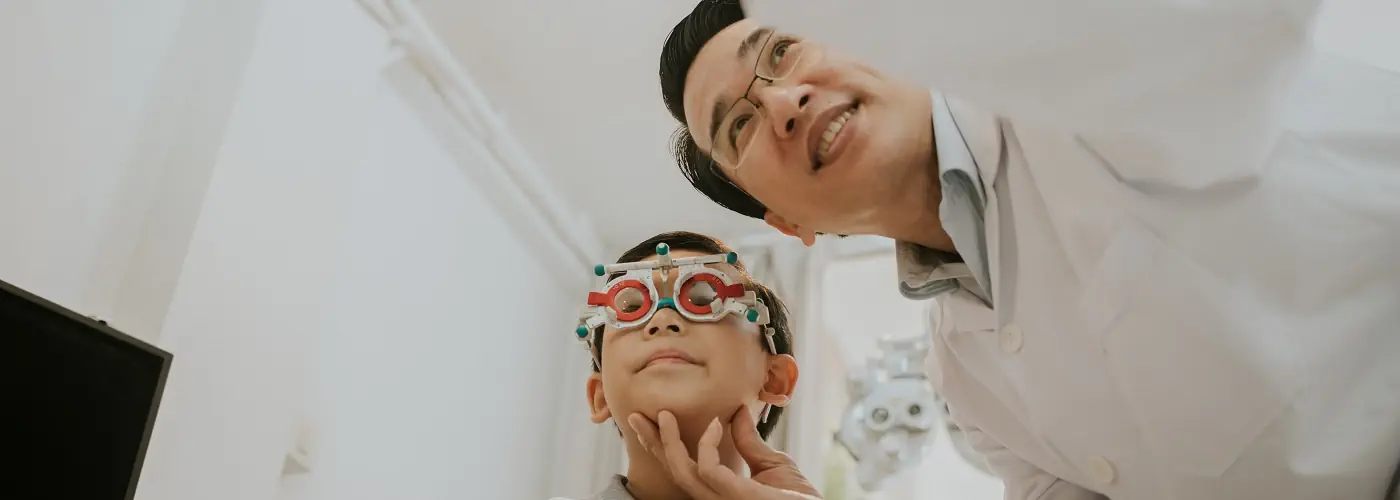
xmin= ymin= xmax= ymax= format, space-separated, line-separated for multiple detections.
xmin=633 ymin=398 xmax=744 ymax=430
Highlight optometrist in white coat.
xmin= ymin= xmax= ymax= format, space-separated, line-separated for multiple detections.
xmin=740 ymin=1 xmax=1400 ymax=499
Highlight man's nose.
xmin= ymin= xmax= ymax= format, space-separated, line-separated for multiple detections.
xmin=755 ymin=84 xmax=811 ymax=139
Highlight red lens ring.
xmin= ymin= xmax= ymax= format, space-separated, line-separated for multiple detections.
xmin=606 ymin=279 xmax=654 ymax=323
xmin=678 ymin=273 xmax=728 ymax=315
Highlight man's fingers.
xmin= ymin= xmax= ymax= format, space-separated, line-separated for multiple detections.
xmin=731 ymin=407 xmax=795 ymax=471
xmin=627 ymin=414 xmax=664 ymax=464
xmin=657 ymin=411 xmax=694 ymax=469
xmin=694 ymin=420 xmax=757 ymax=497
xmin=657 ymin=411 xmax=717 ymax=498
xmin=631 ymin=413 xmax=719 ymax=499
xmin=696 ymin=417 xmax=723 ymax=471
xmin=698 ymin=461 xmax=755 ymax=497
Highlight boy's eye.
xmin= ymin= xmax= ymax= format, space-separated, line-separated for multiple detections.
xmin=614 ymin=288 xmax=647 ymax=313
xmin=870 ymin=407 xmax=890 ymax=423
xmin=685 ymin=281 xmax=719 ymax=307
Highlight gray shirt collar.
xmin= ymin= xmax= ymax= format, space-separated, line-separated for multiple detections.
xmin=583 ymin=475 xmax=635 ymax=500
xmin=895 ymin=92 xmax=992 ymax=304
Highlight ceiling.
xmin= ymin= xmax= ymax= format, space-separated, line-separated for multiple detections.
xmin=415 ymin=0 xmax=770 ymax=253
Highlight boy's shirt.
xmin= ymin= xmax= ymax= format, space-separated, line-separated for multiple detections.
xmin=549 ymin=475 xmax=634 ymax=500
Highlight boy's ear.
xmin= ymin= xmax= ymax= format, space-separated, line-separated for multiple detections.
xmin=586 ymin=373 xmax=612 ymax=424
xmin=758 ymin=354 xmax=799 ymax=407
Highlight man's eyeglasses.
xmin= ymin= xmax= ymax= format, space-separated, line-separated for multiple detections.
xmin=709 ymin=31 xmax=808 ymax=172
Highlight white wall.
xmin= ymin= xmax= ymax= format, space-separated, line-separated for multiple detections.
xmin=133 ymin=0 xmax=591 ymax=499
xmin=0 ymin=0 xmax=263 ymax=341
xmin=3 ymin=0 xmax=593 ymax=499
xmin=0 ymin=0 xmax=185 ymax=311
xmin=1314 ymin=0 xmax=1400 ymax=71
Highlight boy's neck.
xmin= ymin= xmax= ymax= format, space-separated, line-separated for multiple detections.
xmin=621 ymin=422 xmax=746 ymax=500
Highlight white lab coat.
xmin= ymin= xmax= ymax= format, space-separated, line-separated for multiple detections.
xmin=743 ymin=1 xmax=1400 ymax=499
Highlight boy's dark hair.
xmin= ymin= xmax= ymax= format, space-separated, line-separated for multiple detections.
xmin=590 ymin=231 xmax=794 ymax=440
xmin=659 ymin=1 xmax=768 ymax=221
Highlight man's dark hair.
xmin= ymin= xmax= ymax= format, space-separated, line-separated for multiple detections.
xmin=590 ymin=231 xmax=794 ymax=439
xmin=659 ymin=1 xmax=768 ymax=221
xmin=660 ymin=3 xmax=853 ymax=240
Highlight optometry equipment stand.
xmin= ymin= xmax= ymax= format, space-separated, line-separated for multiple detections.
xmin=836 ymin=336 xmax=942 ymax=492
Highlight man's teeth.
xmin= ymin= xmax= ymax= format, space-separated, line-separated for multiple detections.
xmin=818 ymin=107 xmax=856 ymax=162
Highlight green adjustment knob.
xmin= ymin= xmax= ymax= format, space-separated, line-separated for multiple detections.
xmin=576 ymin=326 xmax=590 ymax=338
xmin=594 ymin=264 xmax=606 ymax=276
xmin=656 ymin=243 xmax=670 ymax=255
xmin=726 ymin=252 xmax=738 ymax=264
xmin=746 ymin=309 xmax=759 ymax=322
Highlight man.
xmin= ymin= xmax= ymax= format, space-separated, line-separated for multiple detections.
xmin=647 ymin=0 xmax=1400 ymax=499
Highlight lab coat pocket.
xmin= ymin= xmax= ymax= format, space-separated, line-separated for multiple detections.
xmin=1085 ymin=221 xmax=1298 ymax=477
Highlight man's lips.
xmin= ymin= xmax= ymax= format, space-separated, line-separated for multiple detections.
xmin=807 ymin=100 xmax=858 ymax=170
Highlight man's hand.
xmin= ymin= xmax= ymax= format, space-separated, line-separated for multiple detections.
xmin=628 ymin=409 xmax=822 ymax=499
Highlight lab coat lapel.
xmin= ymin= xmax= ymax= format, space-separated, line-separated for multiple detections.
xmin=945 ymin=97 xmax=1005 ymax=304
xmin=945 ymin=97 xmax=1004 ymax=190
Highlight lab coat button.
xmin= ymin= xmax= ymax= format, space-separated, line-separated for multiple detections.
xmin=999 ymin=324 xmax=1024 ymax=354
xmin=1085 ymin=455 xmax=1117 ymax=485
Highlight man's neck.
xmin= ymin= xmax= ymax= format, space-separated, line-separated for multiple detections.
xmin=621 ymin=426 xmax=745 ymax=500
xmin=874 ymin=100 xmax=956 ymax=253
xmin=883 ymin=177 xmax=954 ymax=252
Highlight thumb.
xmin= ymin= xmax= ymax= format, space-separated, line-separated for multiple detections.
xmin=731 ymin=407 xmax=794 ymax=471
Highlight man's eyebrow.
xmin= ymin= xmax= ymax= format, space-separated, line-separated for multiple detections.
xmin=737 ymin=26 xmax=773 ymax=61
xmin=708 ymin=26 xmax=775 ymax=146
xmin=709 ymin=98 xmax=729 ymax=149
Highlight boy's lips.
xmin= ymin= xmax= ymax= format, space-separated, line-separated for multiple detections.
xmin=640 ymin=348 xmax=700 ymax=370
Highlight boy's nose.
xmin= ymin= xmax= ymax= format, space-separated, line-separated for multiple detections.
xmin=647 ymin=323 xmax=681 ymax=336
xmin=646 ymin=308 xmax=684 ymax=336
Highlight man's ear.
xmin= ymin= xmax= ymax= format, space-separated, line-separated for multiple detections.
xmin=763 ymin=212 xmax=817 ymax=247
xmin=758 ymin=354 xmax=799 ymax=407
xmin=586 ymin=373 xmax=612 ymax=424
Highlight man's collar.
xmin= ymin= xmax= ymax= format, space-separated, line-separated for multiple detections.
xmin=896 ymin=241 xmax=971 ymax=299
xmin=894 ymin=92 xmax=989 ymax=302
xmin=585 ymin=475 xmax=635 ymax=500
xmin=930 ymin=92 xmax=987 ymax=199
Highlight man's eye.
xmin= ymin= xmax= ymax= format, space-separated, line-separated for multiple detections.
xmin=769 ymin=41 xmax=791 ymax=67
xmin=729 ymin=115 xmax=751 ymax=146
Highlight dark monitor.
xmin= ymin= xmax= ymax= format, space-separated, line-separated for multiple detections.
xmin=0 ymin=278 xmax=173 ymax=500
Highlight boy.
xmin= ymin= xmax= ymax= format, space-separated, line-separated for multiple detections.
xmin=556 ymin=231 xmax=802 ymax=500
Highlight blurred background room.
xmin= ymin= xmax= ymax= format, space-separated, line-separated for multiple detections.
xmin=2 ymin=0 xmax=1396 ymax=498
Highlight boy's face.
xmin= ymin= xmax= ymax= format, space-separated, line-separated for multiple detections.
xmin=585 ymin=250 xmax=797 ymax=431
